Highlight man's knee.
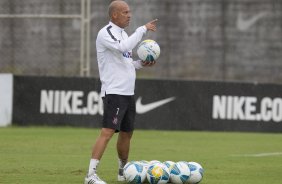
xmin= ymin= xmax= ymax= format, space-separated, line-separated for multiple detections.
xmin=100 ymin=128 xmax=115 ymax=141
xmin=119 ymin=131 xmax=133 ymax=141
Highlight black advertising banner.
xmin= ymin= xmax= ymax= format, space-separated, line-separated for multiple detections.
xmin=13 ymin=76 xmax=103 ymax=127
xmin=135 ymin=80 xmax=282 ymax=133
xmin=13 ymin=76 xmax=282 ymax=132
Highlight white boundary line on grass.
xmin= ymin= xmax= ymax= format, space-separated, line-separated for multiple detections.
xmin=230 ymin=152 xmax=282 ymax=157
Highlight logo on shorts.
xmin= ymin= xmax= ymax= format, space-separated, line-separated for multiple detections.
xmin=112 ymin=117 xmax=118 ymax=124
xmin=112 ymin=107 xmax=120 ymax=124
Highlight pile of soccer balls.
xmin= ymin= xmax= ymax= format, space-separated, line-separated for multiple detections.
xmin=123 ymin=160 xmax=204 ymax=184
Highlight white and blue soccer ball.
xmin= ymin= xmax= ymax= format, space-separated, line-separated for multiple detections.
xmin=149 ymin=160 xmax=162 ymax=165
xmin=138 ymin=160 xmax=150 ymax=183
xmin=169 ymin=161 xmax=191 ymax=184
xmin=163 ymin=161 xmax=175 ymax=170
xmin=123 ymin=161 xmax=147 ymax=184
xmin=139 ymin=160 xmax=150 ymax=165
xmin=137 ymin=39 xmax=160 ymax=62
xmin=146 ymin=163 xmax=170 ymax=184
xmin=186 ymin=162 xmax=204 ymax=184
xmin=139 ymin=160 xmax=150 ymax=170
xmin=163 ymin=161 xmax=175 ymax=183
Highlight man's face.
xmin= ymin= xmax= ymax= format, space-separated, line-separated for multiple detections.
xmin=114 ymin=3 xmax=131 ymax=28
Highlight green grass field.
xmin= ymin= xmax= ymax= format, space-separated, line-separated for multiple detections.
xmin=0 ymin=127 xmax=282 ymax=184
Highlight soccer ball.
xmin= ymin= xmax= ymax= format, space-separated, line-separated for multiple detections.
xmin=139 ymin=160 xmax=150 ymax=164
xmin=139 ymin=160 xmax=150 ymax=169
xmin=163 ymin=161 xmax=175 ymax=183
xmin=169 ymin=161 xmax=191 ymax=184
xmin=139 ymin=160 xmax=150 ymax=173
xmin=149 ymin=160 xmax=161 ymax=165
xmin=137 ymin=160 xmax=150 ymax=183
xmin=163 ymin=161 xmax=175 ymax=171
xmin=146 ymin=163 xmax=170 ymax=184
xmin=123 ymin=161 xmax=147 ymax=184
xmin=137 ymin=39 xmax=160 ymax=62
xmin=186 ymin=162 xmax=204 ymax=184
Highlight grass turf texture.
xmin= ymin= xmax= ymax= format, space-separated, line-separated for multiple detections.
xmin=0 ymin=127 xmax=282 ymax=184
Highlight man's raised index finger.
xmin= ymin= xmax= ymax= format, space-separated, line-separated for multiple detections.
xmin=150 ymin=19 xmax=158 ymax=24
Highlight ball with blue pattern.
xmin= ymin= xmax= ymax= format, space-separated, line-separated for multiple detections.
xmin=137 ymin=39 xmax=160 ymax=62
xmin=123 ymin=161 xmax=147 ymax=184
xmin=146 ymin=163 xmax=170 ymax=184
xmin=169 ymin=161 xmax=191 ymax=184
xmin=186 ymin=161 xmax=204 ymax=184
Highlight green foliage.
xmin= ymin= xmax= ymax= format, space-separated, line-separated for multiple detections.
xmin=0 ymin=127 xmax=282 ymax=184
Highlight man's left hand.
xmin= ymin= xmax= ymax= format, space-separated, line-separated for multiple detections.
xmin=141 ymin=60 xmax=156 ymax=67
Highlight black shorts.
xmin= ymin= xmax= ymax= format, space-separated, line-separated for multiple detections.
xmin=102 ymin=94 xmax=136 ymax=132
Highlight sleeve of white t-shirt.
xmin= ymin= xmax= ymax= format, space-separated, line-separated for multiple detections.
xmin=99 ymin=26 xmax=147 ymax=53
xmin=132 ymin=60 xmax=143 ymax=69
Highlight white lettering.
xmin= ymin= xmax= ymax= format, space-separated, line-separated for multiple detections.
xmin=40 ymin=90 xmax=53 ymax=113
xmin=272 ymin=98 xmax=282 ymax=122
xmin=233 ymin=96 xmax=245 ymax=120
xmin=227 ymin=96 xmax=233 ymax=120
xmin=261 ymin=97 xmax=272 ymax=121
xmin=87 ymin=91 xmax=99 ymax=115
xmin=72 ymin=91 xmax=83 ymax=114
xmin=40 ymin=90 xmax=103 ymax=115
xmin=54 ymin=91 xmax=60 ymax=114
xmin=212 ymin=95 xmax=226 ymax=119
xmin=245 ymin=97 xmax=257 ymax=121
xmin=59 ymin=91 xmax=72 ymax=114
xmin=212 ymin=95 xmax=282 ymax=123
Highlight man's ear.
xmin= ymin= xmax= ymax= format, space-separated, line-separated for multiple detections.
xmin=112 ymin=12 xmax=118 ymax=19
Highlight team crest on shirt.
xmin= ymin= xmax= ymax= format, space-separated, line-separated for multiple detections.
xmin=123 ymin=51 xmax=132 ymax=58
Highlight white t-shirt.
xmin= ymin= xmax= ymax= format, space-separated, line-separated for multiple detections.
xmin=96 ymin=22 xmax=147 ymax=97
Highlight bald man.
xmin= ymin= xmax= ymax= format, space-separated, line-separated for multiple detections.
xmin=84 ymin=1 xmax=158 ymax=184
